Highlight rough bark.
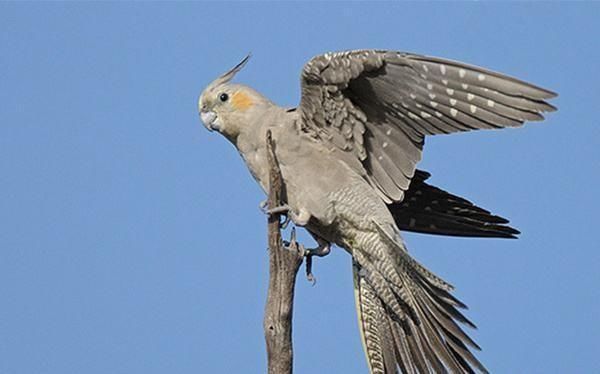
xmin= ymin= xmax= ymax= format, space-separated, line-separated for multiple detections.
xmin=263 ymin=130 xmax=303 ymax=374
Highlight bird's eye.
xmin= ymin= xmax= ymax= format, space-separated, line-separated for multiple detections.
xmin=219 ymin=93 xmax=229 ymax=102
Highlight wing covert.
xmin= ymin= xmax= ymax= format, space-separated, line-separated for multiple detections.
xmin=298 ymin=50 xmax=556 ymax=203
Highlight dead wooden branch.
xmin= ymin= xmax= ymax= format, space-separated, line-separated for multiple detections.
xmin=263 ymin=130 xmax=303 ymax=374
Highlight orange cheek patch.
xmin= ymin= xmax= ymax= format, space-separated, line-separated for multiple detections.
xmin=231 ymin=91 xmax=254 ymax=111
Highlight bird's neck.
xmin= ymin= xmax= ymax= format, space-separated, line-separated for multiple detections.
xmin=233 ymin=105 xmax=292 ymax=193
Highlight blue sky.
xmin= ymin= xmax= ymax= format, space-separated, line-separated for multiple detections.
xmin=1 ymin=3 xmax=599 ymax=374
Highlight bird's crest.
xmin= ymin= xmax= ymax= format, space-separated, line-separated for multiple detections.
xmin=211 ymin=54 xmax=251 ymax=88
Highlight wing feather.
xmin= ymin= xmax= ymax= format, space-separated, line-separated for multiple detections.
xmin=299 ymin=49 xmax=556 ymax=202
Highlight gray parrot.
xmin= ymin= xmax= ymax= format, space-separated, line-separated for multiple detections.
xmin=198 ymin=50 xmax=556 ymax=373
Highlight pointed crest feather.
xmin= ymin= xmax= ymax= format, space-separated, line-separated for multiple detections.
xmin=212 ymin=54 xmax=251 ymax=87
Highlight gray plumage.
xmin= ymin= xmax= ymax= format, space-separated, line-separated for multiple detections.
xmin=299 ymin=50 xmax=555 ymax=203
xmin=199 ymin=50 xmax=556 ymax=373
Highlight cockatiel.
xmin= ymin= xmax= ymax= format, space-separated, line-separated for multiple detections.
xmin=198 ymin=50 xmax=556 ymax=373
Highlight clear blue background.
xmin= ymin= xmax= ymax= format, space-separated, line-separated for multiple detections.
xmin=1 ymin=3 xmax=598 ymax=373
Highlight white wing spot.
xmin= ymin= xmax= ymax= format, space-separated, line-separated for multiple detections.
xmin=409 ymin=93 xmax=417 ymax=100
xmin=478 ymin=74 xmax=486 ymax=81
xmin=416 ymin=103 xmax=422 ymax=108
xmin=467 ymin=93 xmax=475 ymax=101
xmin=427 ymin=83 xmax=433 ymax=90
xmin=402 ymin=103 xmax=409 ymax=108
xmin=440 ymin=65 xmax=447 ymax=75
xmin=450 ymin=108 xmax=458 ymax=117
xmin=487 ymin=100 xmax=495 ymax=108
xmin=450 ymin=98 xmax=457 ymax=106
xmin=442 ymin=79 xmax=448 ymax=86
xmin=430 ymin=101 xmax=438 ymax=108
xmin=386 ymin=129 xmax=392 ymax=135
xmin=422 ymin=64 xmax=429 ymax=72
xmin=420 ymin=73 xmax=427 ymax=80
xmin=459 ymin=69 xmax=466 ymax=78
xmin=420 ymin=111 xmax=431 ymax=119
xmin=382 ymin=142 xmax=388 ymax=148
xmin=378 ymin=155 xmax=383 ymax=161
xmin=429 ymin=93 xmax=436 ymax=99
xmin=408 ymin=112 xmax=420 ymax=120
xmin=462 ymin=83 xmax=469 ymax=90
xmin=435 ymin=111 xmax=443 ymax=117
xmin=470 ymin=105 xmax=477 ymax=113
xmin=446 ymin=88 xmax=454 ymax=95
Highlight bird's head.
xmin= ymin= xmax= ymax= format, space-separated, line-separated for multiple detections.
xmin=199 ymin=55 xmax=270 ymax=142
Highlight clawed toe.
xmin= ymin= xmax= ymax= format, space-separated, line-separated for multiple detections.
xmin=259 ymin=199 xmax=269 ymax=214
xmin=266 ymin=204 xmax=291 ymax=216
xmin=282 ymin=228 xmax=332 ymax=285
xmin=303 ymin=238 xmax=331 ymax=285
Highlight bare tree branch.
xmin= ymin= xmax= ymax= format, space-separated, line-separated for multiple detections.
xmin=263 ymin=130 xmax=303 ymax=374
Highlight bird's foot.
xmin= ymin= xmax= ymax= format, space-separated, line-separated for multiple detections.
xmin=282 ymin=229 xmax=331 ymax=285
xmin=266 ymin=204 xmax=291 ymax=215
xmin=304 ymin=242 xmax=331 ymax=258
xmin=303 ymin=238 xmax=331 ymax=285
xmin=262 ymin=203 xmax=291 ymax=229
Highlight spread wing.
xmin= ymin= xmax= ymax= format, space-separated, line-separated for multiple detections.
xmin=298 ymin=50 xmax=557 ymax=203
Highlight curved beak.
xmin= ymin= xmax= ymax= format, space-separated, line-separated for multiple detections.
xmin=200 ymin=110 xmax=220 ymax=132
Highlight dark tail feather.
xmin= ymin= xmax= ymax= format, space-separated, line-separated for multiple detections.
xmin=390 ymin=170 xmax=520 ymax=239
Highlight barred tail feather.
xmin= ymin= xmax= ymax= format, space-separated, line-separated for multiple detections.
xmin=352 ymin=223 xmax=488 ymax=373
xmin=354 ymin=262 xmax=395 ymax=374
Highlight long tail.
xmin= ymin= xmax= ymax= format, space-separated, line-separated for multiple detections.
xmin=389 ymin=170 xmax=519 ymax=239
xmin=352 ymin=222 xmax=487 ymax=374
